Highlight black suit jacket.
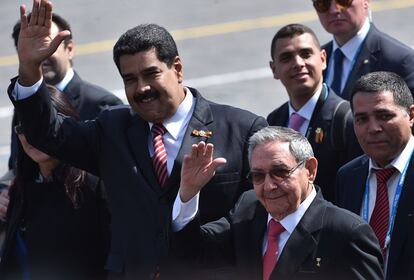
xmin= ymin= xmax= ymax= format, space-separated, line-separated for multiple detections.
xmin=9 ymin=82 xmax=267 ymax=279
xmin=323 ymin=24 xmax=414 ymax=100
xmin=336 ymin=154 xmax=414 ymax=280
xmin=174 ymin=189 xmax=384 ymax=280
xmin=8 ymin=71 xmax=123 ymax=170
xmin=0 ymin=174 xmax=110 ymax=280
xmin=267 ymin=86 xmax=362 ymax=202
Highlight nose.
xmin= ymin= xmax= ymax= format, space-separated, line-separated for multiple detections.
xmin=367 ymin=119 xmax=382 ymax=133
xmin=135 ymin=78 xmax=151 ymax=94
xmin=292 ymin=55 xmax=305 ymax=70
xmin=263 ymin=173 xmax=278 ymax=191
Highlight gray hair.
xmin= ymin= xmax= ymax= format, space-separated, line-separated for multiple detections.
xmin=248 ymin=126 xmax=314 ymax=165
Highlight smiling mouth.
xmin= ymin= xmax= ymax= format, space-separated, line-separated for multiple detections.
xmin=265 ymin=193 xmax=286 ymax=200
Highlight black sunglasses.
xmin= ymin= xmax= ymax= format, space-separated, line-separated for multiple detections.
xmin=312 ymin=0 xmax=353 ymax=13
xmin=247 ymin=160 xmax=305 ymax=185
xmin=14 ymin=124 xmax=23 ymax=135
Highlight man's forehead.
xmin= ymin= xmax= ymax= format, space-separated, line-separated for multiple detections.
xmin=274 ymin=34 xmax=318 ymax=54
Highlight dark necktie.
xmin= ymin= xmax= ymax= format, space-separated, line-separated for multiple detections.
xmin=263 ymin=219 xmax=285 ymax=280
xmin=151 ymin=124 xmax=168 ymax=187
xmin=370 ymin=167 xmax=396 ymax=255
xmin=331 ymin=48 xmax=344 ymax=95
xmin=288 ymin=112 xmax=306 ymax=132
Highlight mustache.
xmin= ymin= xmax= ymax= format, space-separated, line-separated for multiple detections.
xmin=133 ymin=89 xmax=160 ymax=103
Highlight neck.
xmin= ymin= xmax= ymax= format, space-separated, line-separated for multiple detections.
xmin=38 ymin=159 xmax=60 ymax=180
xmin=289 ymin=84 xmax=321 ymax=111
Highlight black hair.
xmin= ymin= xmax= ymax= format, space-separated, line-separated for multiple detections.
xmin=113 ymin=23 xmax=179 ymax=71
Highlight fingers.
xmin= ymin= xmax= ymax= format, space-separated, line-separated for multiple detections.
xmin=44 ymin=1 xmax=53 ymax=28
xmin=29 ymin=0 xmax=40 ymax=26
xmin=20 ymin=5 xmax=28 ymax=29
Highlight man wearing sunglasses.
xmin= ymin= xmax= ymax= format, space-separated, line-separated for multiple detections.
xmin=312 ymin=0 xmax=414 ymax=100
xmin=171 ymin=126 xmax=383 ymax=279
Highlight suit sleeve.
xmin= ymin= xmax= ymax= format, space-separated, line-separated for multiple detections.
xmin=9 ymin=80 xmax=102 ymax=175
xmin=341 ymin=221 xmax=384 ymax=279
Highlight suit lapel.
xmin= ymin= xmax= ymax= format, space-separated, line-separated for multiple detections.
xmin=271 ymin=192 xmax=325 ymax=279
xmin=306 ymin=87 xmax=328 ymax=152
xmin=342 ymin=25 xmax=379 ymax=100
xmin=252 ymin=204 xmax=268 ymax=278
xmin=63 ymin=72 xmax=82 ymax=111
xmin=347 ymin=157 xmax=369 ymax=214
xmin=126 ymin=112 xmax=160 ymax=191
xmin=387 ymin=153 xmax=414 ymax=278
xmin=166 ymin=89 xmax=214 ymax=190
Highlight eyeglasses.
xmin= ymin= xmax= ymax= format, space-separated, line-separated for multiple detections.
xmin=247 ymin=160 xmax=306 ymax=185
xmin=14 ymin=124 xmax=23 ymax=135
xmin=312 ymin=0 xmax=353 ymax=13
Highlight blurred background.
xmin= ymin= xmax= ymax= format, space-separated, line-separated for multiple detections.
xmin=0 ymin=0 xmax=413 ymax=174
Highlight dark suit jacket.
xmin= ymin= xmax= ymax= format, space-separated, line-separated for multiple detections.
xmin=0 ymin=173 xmax=110 ymax=280
xmin=173 ymin=189 xmax=384 ymax=280
xmin=9 ymin=82 xmax=267 ymax=279
xmin=323 ymin=24 xmax=414 ymax=101
xmin=267 ymin=86 xmax=362 ymax=202
xmin=336 ymin=154 xmax=414 ymax=280
xmin=8 ymin=71 xmax=123 ymax=170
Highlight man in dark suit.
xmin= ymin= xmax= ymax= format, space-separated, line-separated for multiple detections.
xmin=7 ymin=13 xmax=123 ymax=171
xmin=312 ymin=0 xmax=414 ymax=100
xmin=336 ymin=71 xmax=414 ymax=279
xmin=266 ymin=24 xmax=361 ymax=202
xmin=8 ymin=1 xmax=267 ymax=278
xmin=172 ymin=126 xmax=383 ymax=280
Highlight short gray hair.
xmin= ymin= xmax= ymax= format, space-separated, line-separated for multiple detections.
xmin=248 ymin=126 xmax=314 ymax=165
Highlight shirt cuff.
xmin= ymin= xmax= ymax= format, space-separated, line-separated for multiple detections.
xmin=12 ymin=77 xmax=43 ymax=100
xmin=171 ymin=192 xmax=199 ymax=232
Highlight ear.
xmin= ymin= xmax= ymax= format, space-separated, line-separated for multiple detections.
xmin=172 ymin=56 xmax=184 ymax=83
xmin=320 ymin=49 xmax=327 ymax=71
xmin=409 ymin=104 xmax=414 ymax=128
xmin=269 ymin=60 xmax=280 ymax=80
xmin=305 ymin=157 xmax=318 ymax=183
xmin=65 ymin=40 xmax=75 ymax=61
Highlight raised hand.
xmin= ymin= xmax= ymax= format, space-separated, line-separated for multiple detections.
xmin=179 ymin=141 xmax=226 ymax=202
xmin=18 ymin=0 xmax=71 ymax=85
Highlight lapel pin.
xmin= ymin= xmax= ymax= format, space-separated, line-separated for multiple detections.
xmin=314 ymin=128 xmax=324 ymax=144
xmin=363 ymin=59 xmax=369 ymax=64
xmin=191 ymin=129 xmax=213 ymax=138
xmin=316 ymin=257 xmax=321 ymax=267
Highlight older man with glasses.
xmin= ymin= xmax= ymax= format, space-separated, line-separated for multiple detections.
xmin=312 ymin=0 xmax=414 ymax=100
xmin=171 ymin=126 xmax=383 ymax=280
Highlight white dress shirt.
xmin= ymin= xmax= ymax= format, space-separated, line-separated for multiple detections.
xmin=326 ymin=18 xmax=371 ymax=92
xmin=148 ymin=88 xmax=195 ymax=175
xmin=288 ymin=83 xmax=322 ymax=136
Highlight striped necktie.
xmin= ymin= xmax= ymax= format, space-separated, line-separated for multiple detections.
xmin=151 ymin=124 xmax=168 ymax=187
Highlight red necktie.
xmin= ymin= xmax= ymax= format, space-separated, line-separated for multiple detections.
xmin=151 ymin=124 xmax=168 ymax=187
xmin=263 ymin=219 xmax=285 ymax=280
xmin=370 ymin=167 xmax=396 ymax=255
xmin=288 ymin=113 xmax=306 ymax=132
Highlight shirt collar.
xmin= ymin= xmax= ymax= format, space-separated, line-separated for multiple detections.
xmin=288 ymin=83 xmax=323 ymax=121
xmin=55 ymin=68 xmax=75 ymax=92
xmin=333 ymin=18 xmax=370 ymax=62
xmin=267 ymin=185 xmax=317 ymax=235
xmin=369 ymin=135 xmax=414 ymax=174
xmin=149 ymin=87 xmax=195 ymax=140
